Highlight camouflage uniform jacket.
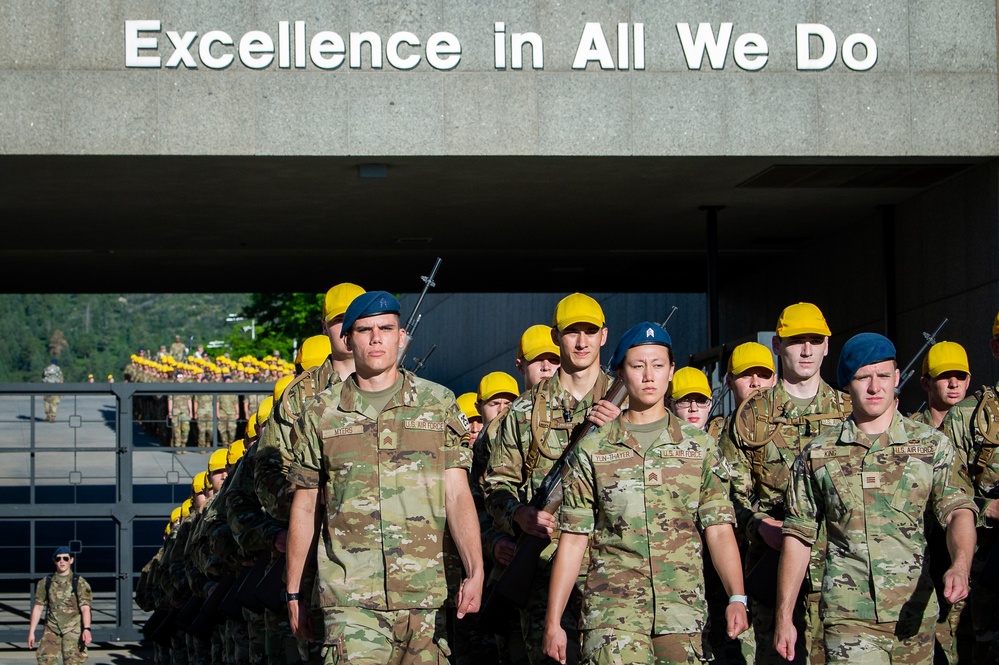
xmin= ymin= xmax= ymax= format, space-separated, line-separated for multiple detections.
xmin=484 ymin=371 xmax=615 ymax=538
xmin=472 ymin=409 xmax=514 ymax=567
xmin=907 ymin=407 xmax=936 ymax=429
xmin=226 ymin=439 xmax=284 ymax=557
xmin=135 ymin=548 xmax=162 ymax=611
xmin=182 ymin=510 xmax=213 ymax=596
xmin=42 ymin=364 xmax=63 ymax=383
xmin=721 ymin=379 xmax=849 ymax=590
xmin=255 ymin=359 xmax=341 ymax=523
xmin=165 ymin=514 xmax=197 ymax=603
xmin=198 ymin=470 xmax=251 ymax=578
xmin=783 ymin=411 xmax=977 ymax=623
xmin=287 ymin=369 xmax=471 ymax=611
xmin=34 ymin=572 xmax=92 ymax=633
xmin=560 ymin=413 xmax=735 ymax=635
xmin=941 ymin=380 xmax=999 ymax=531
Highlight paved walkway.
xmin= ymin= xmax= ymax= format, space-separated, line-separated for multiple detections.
xmin=0 ymin=642 xmax=154 ymax=662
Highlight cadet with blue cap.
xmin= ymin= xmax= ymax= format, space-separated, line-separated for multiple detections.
xmin=776 ymin=332 xmax=978 ymax=664
xmin=545 ymin=321 xmax=747 ymax=664
xmin=286 ymin=286 xmax=483 ymax=663
xmin=28 ymin=545 xmax=93 ymax=662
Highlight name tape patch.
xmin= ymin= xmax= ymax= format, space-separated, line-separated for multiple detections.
xmin=592 ymin=451 xmax=634 ymax=463
xmin=894 ymin=445 xmax=934 ymax=456
xmin=405 ymin=420 xmax=445 ymax=432
xmin=659 ymin=449 xmax=703 ymax=459
xmin=323 ymin=425 xmax=364 ymax=438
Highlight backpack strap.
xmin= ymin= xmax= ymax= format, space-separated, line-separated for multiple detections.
xmin=971 ymin=386 xmax=999 ymax=482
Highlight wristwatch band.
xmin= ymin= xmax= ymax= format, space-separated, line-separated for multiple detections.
xmin=729 ymin=595 xmax=749 ymax=607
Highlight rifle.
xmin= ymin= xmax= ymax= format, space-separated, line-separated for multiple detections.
xmin=482 ymin=376 xmax=628 ymax=612
xmin=409 ymin=344 xmax=437 ymax=375
xmin=218 ymin=567 xmax=252 ymax=621
xmin=235 ymin=554 xmax=269 ymax=614
xmin=897 ymin=319 xmax=948 ymax=393
xmin=253 ymin=553 xmax=287 ymax=614
xmin=399 ymin=257 xmax=442 ymax=366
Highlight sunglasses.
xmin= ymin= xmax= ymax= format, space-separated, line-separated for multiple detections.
xmin=54 ymin=555 xmax=72 ymax=562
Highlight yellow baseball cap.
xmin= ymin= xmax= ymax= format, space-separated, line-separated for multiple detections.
xmin=296 ymin=334 xmax=332 ymax=370
xmin=670 ymin=367 xmax=712 ymax=400
xmin=922 ymin=341 xmax=970 ymax=378
xmin=478 ymin=372 xmax=520 ymax=402
xmin=257 ymin=397 xmax=274 ymax=425
xmin=192 ymin=471 xmax=208 ymax=494
xmin=518 ymin=324 xmax=560 ymax=361
xmin=456 ymin=392 xmax=481 ymax=420
xmin=993 ymin=310 xmax=999 ymax=338
xmin=728 ymin=342 xmax=776 ymax=376
xmin=169 ymin=506 xmax=182 ymax=524
xmin=323 ymin=283 xmax=366 ymax=322
xmin=273 ymin=375 xmax=294 ymax=402
xmin=227 ymin=439 xmax=246 ymax=465
xmin=775 ymin=302 xmax=831 ymax=338
xmin=181 ymin=498 xmax=192 ymax=515
xmin=552 ymin=293 xmax=604 ymax=332
xmin=208 ymin=449 xmax=229 ymax=473
xmin=246 ymin=414 xmax=258 ymax=439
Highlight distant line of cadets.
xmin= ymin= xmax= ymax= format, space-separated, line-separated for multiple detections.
xmin=129 ymin=287 xmax=999 ymax=665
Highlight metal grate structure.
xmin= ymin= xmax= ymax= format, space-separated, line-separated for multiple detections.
xmin=0 ymin=381 xmax=271 ymax=643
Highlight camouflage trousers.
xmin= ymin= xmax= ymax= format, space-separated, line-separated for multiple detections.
xmin=933 ymin=596 xmax=971 ymax=664
xmin=226 ymin=616 xmax=250 ymax=665
xmin=243 ymin=607 xmax=266 ymax=665
xmin=186 ymin=630 xmax=210 ymax=665
xmin=171 ymin=630 xmax=190 ymax=665
xmin=219 ymin=417 xmax=238 ymax=446
xmin=823 ymin=609 xmax=935 ymax=664
xmin=264 ymin=605 xmax=301 ymax=664
xmin=752 ymin=592 xmax=823 ymax=664
xmin=173 ymin=417 xmax=191 ymax=449
xmin=320 ymin=606 xmax=449 ymax=665
xmin=36 ymin=626 xmax=86 ymax=665
xmin=196 ymin=419 xmax=215 ymax=447
xmin=43 ymin=395 xmax=60 ymax=422
xmin=581 ymin=630 xmax=708 ymax=665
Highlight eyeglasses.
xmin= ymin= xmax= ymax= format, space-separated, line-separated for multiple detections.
xmin=54 ymin=555 xmax=71 ymax=562
xmin=675 ymin=396 xmax=711 ymax=408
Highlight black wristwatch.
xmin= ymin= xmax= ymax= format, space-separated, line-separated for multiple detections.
xmin=82 ymin=627 xmax=91 ymax=631
xmin=284 ymin=591 xmax=300 ymax=602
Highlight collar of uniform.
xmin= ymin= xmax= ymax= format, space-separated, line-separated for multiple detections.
xmin=338 ymin=369 xmax=418 ymax=418
xmin=547 ymin=369 xmax=612 ymax=409
xmin=773 ymin=378 xmax=837 ymax=416
xmin=615 ymin=410 xmax=681 ymax=455
xmin=838 ymin=410 xmax=906 ymax=448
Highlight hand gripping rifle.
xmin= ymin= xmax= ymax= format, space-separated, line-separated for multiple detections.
xmin=481 ymin=376 xmax=628 ymax=614
xmin=399 ymin=257 xmax=442 ymax=367
xmin=897 ymin=318 xmax=948 ymax=394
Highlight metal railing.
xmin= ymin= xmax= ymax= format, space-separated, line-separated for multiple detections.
xmin=0 ymin=381 xmax=271 ymax=643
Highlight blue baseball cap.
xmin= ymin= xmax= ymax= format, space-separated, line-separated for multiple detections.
xmin=340 ymin=291 xmax=402 ymax=336
xmin=837 ymin=333 xmax=896 ymax=388
xmin=610 ymin=322 xmax=673 ymax=370
xmin=53 ymin=546 xmax=72 ymax=559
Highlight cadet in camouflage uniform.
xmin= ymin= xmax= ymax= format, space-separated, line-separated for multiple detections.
xmin=940 ymin=312 xmax=999 ymax=665
xmin=906 ymin=341 xmax=972 ymax=664
xmin=170 ymin=373 xmax=196 ymax=452
xmin=171 ymin=335 xmax=188 ymax=360
xmin=42 ymin=359 xmax=63 ymax=422
xmin=704 ymin=342 xmax=778 ymax=665
xmin=28 ymin=547 xmax=93 ymax=665
xmin=667 ymin=367 xmax=714 ymax=431
xmin=195 ymin=377 xmax=217 ymax=449
xmin=544 ymin=322 xmax=748 ymax=665
xmin=285 ymin=291 xmax=483 ymax=665
xmin=219 ymin=375 xmax=240 ymax=445
xmin=485 ymin=294 xmax=621 ymax=665
xmin=481 ymin=327 xmax=560 ymax=665
xmin=910 ymin=342 xmax=971 ymax=430
xmin=722 ymin=303 xmax=850 ymax=665
xmin=776 ymin=333 xmax=978 ymax=664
